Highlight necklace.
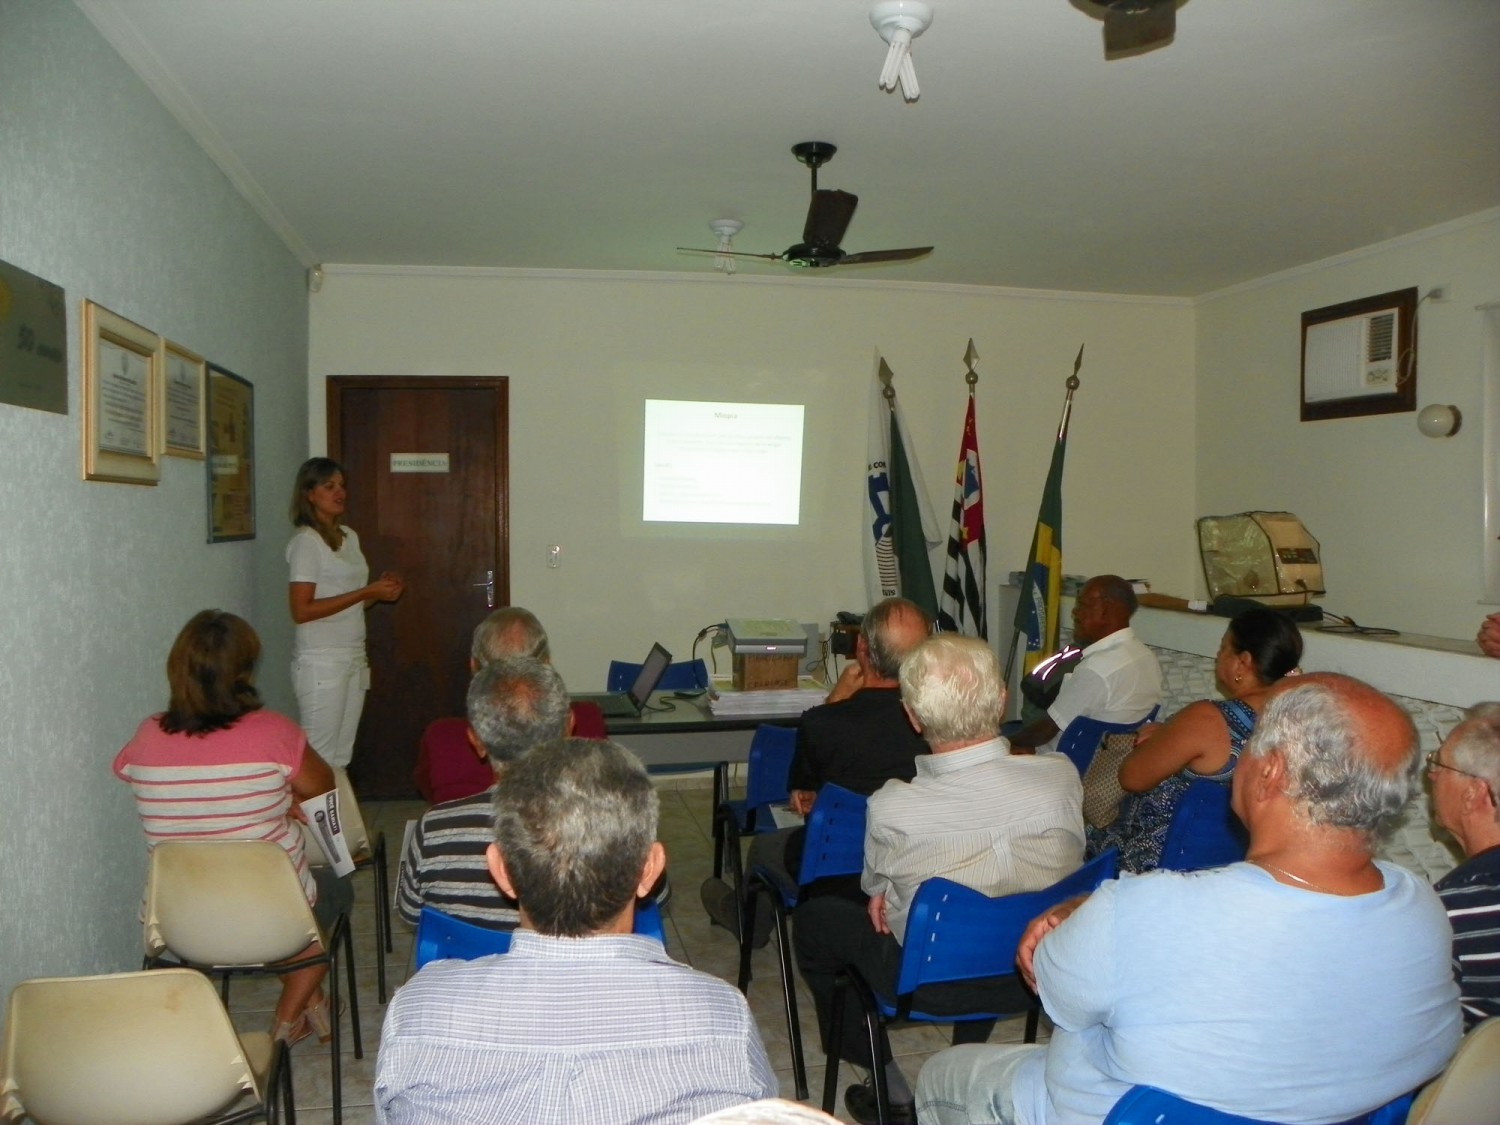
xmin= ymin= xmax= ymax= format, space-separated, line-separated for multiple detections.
xmin=1251 ymin=860 xmax=1337 ymax=895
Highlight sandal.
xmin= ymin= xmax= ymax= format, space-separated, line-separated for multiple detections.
xmin=303 ymin=995 xmax=344 ymax=1044
xmin=272 ymin=1013 xmax=311 ymax=1046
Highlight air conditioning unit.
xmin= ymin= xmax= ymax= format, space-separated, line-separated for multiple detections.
xmin=1300 ymin=287 xmax=1417 ymax=420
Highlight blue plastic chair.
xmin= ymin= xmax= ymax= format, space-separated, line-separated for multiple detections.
xmin=737 ymin=784 xmax=868 ymax=1100
xmin=825 ymin=850 xmax=1120 ymax=1120
xmin=1056 ymin=706 xmax=1159 ymax=776
xmin=414 ymin=900 xmax=666 ymax=969
xmin=606 ymin=657 xmax=709 ymax=693
xmin=1103 ymin=1084 xmax=1415 ymax=1125
xmin=712 ymin=724 xmax=799 ymax=885
xmin=1158 ymin=778 xmax=1249 ymax=872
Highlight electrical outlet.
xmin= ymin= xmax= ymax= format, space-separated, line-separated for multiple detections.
xmin=1428 ymin=284 xmax=1450 ymax=303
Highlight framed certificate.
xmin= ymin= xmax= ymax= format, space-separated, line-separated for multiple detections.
xmin=82 ymin=300 xmax=160 ymax=484
xmin=207 ymin=363 xmax=256 ymax=541
xmin=160 ymin=339 xmax=206 ymax=459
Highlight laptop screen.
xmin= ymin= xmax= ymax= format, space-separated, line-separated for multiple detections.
xmin=627 ymin=642 xmax=674 ymax=706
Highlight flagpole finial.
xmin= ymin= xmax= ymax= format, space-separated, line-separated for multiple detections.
xmin=963 ymin=339 xmax=979 ymax=387
xmin=878 ymin=356 xmax=897 ymax=401
xmin=1066 ymin=343 xmax=1084 ymax=391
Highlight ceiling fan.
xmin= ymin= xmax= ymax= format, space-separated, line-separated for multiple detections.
xmin=1078 ymin=0 xmax=1178 ymax=59
xmin=678 ymin=142 xmax=933 ymax=270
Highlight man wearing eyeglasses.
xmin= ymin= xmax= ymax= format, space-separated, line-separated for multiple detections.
xmin=1430 ymin=702 xmax=1500 ymax=1030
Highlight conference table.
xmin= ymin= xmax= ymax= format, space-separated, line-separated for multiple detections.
xmin=604 ymin=691 xmax=805 ymax=772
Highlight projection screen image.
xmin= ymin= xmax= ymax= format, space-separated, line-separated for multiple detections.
xmin=643 ymin=399 xmax=805 ymax=525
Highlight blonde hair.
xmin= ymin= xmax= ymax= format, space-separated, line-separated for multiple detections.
xmin=289 ymin=457 xmax=345 ymax=550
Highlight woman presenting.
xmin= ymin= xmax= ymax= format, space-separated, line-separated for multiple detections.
xmin=287 ymin=457 xmax=402 ymax=769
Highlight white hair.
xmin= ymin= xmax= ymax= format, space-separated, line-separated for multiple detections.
xmin=899 ymin=635 xmax=1002 ymax=745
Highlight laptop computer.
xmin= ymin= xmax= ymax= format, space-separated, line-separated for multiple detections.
xmin=572 ymin=642 xmax=674 ymax=718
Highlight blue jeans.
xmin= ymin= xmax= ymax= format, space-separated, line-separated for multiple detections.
xmin=915 ymin=1043 xmax=1043 ymax=1125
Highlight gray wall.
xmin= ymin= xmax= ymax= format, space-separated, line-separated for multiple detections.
xmin=0 ymin=0 xmax=309 ymax=1002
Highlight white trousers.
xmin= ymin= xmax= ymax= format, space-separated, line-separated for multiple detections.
xmin=293 ymin=650 xmax=368 ymax=769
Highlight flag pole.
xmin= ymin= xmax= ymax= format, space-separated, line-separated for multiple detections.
xmin=1003 ymin=344 xmax=1084 ymax=683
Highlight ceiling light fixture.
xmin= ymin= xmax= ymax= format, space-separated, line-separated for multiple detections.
xmin=870 ymin=1 xmax=932 ymax=102
xmin=709 ymin=218 xmax=743 ymax=275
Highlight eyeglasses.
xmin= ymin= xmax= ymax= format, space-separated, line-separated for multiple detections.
xmin=1426 ymin=750 xmax=1489 ymax=787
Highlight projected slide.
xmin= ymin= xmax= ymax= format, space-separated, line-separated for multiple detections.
xmin=643 ymin=399 xmax=805 ymax=524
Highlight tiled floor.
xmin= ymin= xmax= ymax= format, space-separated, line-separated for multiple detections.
xmin=231 ymin=777 xmax=1049 ymax=1124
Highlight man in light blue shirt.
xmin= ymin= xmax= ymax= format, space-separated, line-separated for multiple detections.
xmin=916 ymin=673 xmax=1461 ymax=1125
xmin=377 ymin=738 xmax=776 ymax=1125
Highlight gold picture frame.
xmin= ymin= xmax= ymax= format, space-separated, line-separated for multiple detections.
xmin=82 ymin=300 xmax=160 ymax=484
xmin=207 ymin=363 xmax=255 ymax=541
xmin=160 ymin=338 xmax=207 ymax=459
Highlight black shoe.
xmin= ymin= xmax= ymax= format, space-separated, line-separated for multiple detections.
xmin=698 ymin=877 xmax=773 ymax=948
xmin=844 ymin=1079 xmax=916 ymax=1125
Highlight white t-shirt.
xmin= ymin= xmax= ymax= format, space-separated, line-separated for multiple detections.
xmin=287 ymin=525 xmax=368 ymax=654
xmin=1043 ymin=626 xmax=1162 ymax=753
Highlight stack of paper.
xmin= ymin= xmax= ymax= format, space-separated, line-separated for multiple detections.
xmin=708 ymin=677 xmax=827 ymax=717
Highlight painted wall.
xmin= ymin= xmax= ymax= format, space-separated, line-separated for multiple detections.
xmin=309 ymin=270 xmax=1198 ymax=692
xmin=0 ymin=0 xmax=309 ymax=1002
xmin=1196 ymin=210 xmax=1500 ymax=641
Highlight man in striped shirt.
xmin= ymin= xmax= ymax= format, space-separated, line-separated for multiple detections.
xmin=1431 ymin=701 xmax=1500 ymax=1029
xmin=395 ymin=657 xmax=571 ymax=930
xmin=377 ymin=738 xmax=776 ymax=1125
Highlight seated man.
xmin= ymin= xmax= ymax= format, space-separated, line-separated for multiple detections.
xmin=414 ymin=606 xmax=605 ymax=804
xmin=1007 ymin=575 xmax=1161 ymax=754
xmin=704 ymin=597 xmax=933 ymax=941
xmin=916 ymin=673 xmax=1462 ymax=1125
xmin=396 ymin=657 xmax=570 ymax=930
xmin=1431 ymin=701 xmax=1500 ymax=1029
xmin=794 ymin=636 xmax=1085 ymax=1124
xmin=376 ymin=737 xmax=777 ymax=1125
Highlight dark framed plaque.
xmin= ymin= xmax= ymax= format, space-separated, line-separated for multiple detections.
xmin=207 ymin=363 xmax=255 ymax=541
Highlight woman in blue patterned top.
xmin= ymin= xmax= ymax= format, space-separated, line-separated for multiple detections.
xmin=1088 ymin=607 xmax=1303 ymax=873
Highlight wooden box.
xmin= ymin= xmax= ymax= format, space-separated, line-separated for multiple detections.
xmin=732 ymin=653 xmax=800 ymax=691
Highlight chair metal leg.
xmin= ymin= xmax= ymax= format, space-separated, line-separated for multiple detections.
xmin=823 ymin=971 xmax=845 ymax=1115
xmin=371 ymin=835 xmax=390 ymax=1003
xmin=825 ymin=969 xmax=887 ymax=1120
xmin=328 ymin=923 xmax=343 ymax=1125
xmin=280 ymin=1038 xmax=296 ymax=1125
xmin=737 ymin=883 xmax=761 ymax=992
xmin=1024 ymin=1002 xmax=1040 ymax=1043
xmin=773 ymin=906 xmax=807 ymax=1101
xmin=341 ymin=913 xmax=363 ymax=1059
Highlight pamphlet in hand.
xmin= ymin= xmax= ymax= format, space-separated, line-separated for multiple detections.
xmin=301 ymin=789 xmax=356 ymax=876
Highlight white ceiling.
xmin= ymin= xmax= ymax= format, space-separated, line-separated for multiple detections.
xmin=78 ymin=0 xmax=1499 ymax=296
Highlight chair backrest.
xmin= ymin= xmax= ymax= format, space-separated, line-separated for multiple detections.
xmin=2 ymin=968 xmax=260 ymax=1125
xmin=301 ymin=766 xmax=370 ymax=865
xmin=144 ymin=839 xmax=320 ymax=965
xmin=415 ymin=900 xmax=667 ymax=969
xmin=1056 ymin=706 xmax=1159 ymax=776
xmin=744 ymin=724 xmax=798 ymax=810
xmin=1158 ymin=779 xmax=1248 ymax=872
xmin=895 ymin=850 xmax=1119 ymax=996
xmin=1407 ymin=1016 xmax=1500 ymax=1124
xmin=607 ymin=657 xmax=709 ymax=692
xmin=1103 ymin=1084 xmax=1414 ymax=1125
xmin=796 ymin=784 xmax=868 ymax=887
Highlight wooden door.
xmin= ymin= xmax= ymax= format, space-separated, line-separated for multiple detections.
xmin=328 ymin=377 xmax=509 ymax=798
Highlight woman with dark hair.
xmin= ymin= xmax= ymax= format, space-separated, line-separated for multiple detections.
xmin=114 ymin=610 xmax=351 ymax=1043
xmin=286 ymin=457 xmax=402 ymax=769
xmin=1088 ymin=607 xmax=1303 ymax=873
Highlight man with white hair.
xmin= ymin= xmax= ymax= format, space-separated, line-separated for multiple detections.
xmin=916 ymin=673 xmax=1461 ymax=1125
xmin=794 ymin=635 xmax=1084 ymax=1124
xmin=1431 ymin=701 xmax=1500 ymax=1029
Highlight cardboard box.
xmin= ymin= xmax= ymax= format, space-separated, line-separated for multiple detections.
xmin=733 ymin=653 xmax=800 ymax=691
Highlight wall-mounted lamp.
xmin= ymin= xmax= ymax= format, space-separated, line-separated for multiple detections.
xmin=1416 ymin=403 xmax=1462 ymax=438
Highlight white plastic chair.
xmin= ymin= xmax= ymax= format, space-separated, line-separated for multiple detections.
xmin=1 ymin=967 xmax=289 ymax=1125
xmin=1406 ymin=1016 xmax=1500 ymax=1124
xmin=142 ymin=839 xmax=361 ymax=1125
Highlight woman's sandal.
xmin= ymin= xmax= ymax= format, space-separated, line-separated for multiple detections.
xmin=303 ymin=995 xmax=344 ymax=1043
xmin=272 ymin=1013 xmax=311 ymax=1046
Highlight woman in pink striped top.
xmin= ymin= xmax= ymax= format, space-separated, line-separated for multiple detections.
xmin=115 ymin=610 xmax=347 ymax=1044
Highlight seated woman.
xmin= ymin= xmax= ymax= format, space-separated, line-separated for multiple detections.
xmin=1088 ymin=606 xmax=1303 ymax=873
xmin=114 ymin=609 xmax=352 ymax=1044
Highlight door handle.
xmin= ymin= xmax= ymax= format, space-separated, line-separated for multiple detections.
xmin=472 ymin=568 xmax=495 ymax=609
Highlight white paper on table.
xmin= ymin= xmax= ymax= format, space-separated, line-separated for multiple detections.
xmin=769 ymin=803 xmax=805 ymax=831
xmin=301 ymin=789 xmax=356 ymax=876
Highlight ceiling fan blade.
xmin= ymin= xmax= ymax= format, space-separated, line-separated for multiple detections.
xmin=676 ymin=246 xmax=785 ymax=262
xmin=836 ymin=246 xmax=934 ymax=266
xmin=802 ymin=190 xmax=859 ymax=250
xmin=1103 ymin=1 xmax=1175 ymax=57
